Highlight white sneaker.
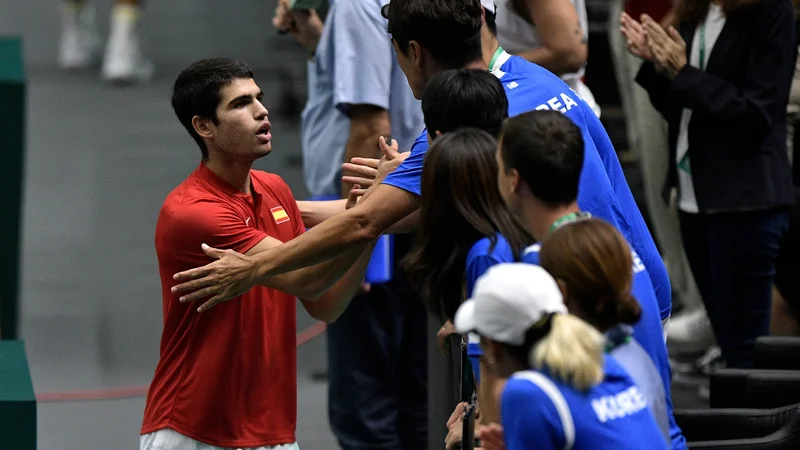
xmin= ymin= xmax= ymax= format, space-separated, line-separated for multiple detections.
xmin=101 ymin=4 xmax=154 ymax=83
xmin=667 ymin=308 xmax=717 ymax=355
xmin=58 ymin=1 xmax=101 ymax=70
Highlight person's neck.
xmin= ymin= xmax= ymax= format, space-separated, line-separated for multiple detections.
xmin=481 ymin=26 xmax=501 ymax=69
xmin=521 ymin=199 xmax=581 ymax=242
xmin=204 ymin=152 xmax=253 ymax=194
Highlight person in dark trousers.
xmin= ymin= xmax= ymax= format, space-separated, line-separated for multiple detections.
xmin=621 ymin=0 xmax=796 ymax=368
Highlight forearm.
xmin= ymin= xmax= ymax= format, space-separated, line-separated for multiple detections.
xmin=303 ymin=240 xmax=377 ymax=322
xmin=296 ymin=199 xmax=347 ymax=228
xmin=517 ymin=45 xmax=587 ymax=75
xmin=385 ymin=209 xmax=420 ymax=234
xmin=250 ymin=184 xmax=416 ymax=281
xmin=342 ymin=108 xmax=390 ymax=198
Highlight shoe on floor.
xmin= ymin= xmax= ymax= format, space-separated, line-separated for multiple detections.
xmin=101 ymin=3 xmax=154 ymax=84
xmin=58 ymin=1 xmax=101 ymax=70
xmin=668 ymin=308 xmax=717 ymax=355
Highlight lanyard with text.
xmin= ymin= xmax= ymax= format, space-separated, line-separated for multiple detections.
xmin=548 ymin=211 xmax=592 ymax=235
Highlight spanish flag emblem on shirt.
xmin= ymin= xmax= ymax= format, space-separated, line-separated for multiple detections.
xmin=271 ymin=206 xmax=290 ymax=225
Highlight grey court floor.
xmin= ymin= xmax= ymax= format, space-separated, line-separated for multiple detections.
xmin=0 ymin=1 xmax=704 ymax=448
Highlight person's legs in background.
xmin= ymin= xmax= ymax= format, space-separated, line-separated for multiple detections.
xmin=326 ymin=234 xmax=427 ymax=450
xmin=608 ymin=2 xmax=709 ymax=352
xmin=681 ymin=210 xmax=789 ymax=368
xmin=59 ymin=0 xmax=153 ymax=83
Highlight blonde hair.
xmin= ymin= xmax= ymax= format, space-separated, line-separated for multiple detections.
xmin=529 ymin=314 xmax=605 ymax=391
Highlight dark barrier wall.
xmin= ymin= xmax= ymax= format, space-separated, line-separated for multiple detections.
xmin=0 ymin=36 xmax=25 ymax=340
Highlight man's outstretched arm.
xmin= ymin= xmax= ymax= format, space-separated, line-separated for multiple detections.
xmin=172 ymin=183 xmax=419 ymax=302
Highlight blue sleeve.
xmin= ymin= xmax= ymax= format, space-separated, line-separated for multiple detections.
xmin=382 ymin=132 xmax=428 ymax=196
xmin=501 ymin=379 xmax=565 ymax=450
xmin=331 ymin=0 xmax=393 ymax=113
xmin=465 ymin=253 xmax=503 ymax=298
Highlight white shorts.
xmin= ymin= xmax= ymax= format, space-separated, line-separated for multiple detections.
xmin=140 ymin=428 xmax=300 ymax=450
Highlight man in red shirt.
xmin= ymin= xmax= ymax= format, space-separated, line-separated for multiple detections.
xmin=140 ymin=58 xmax=375 ymax=450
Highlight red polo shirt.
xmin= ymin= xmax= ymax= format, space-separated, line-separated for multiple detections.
xmin=141 ymin=163 xmax=304 ymax=447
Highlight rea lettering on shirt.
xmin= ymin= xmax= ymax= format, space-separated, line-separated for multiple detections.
xmin=534 ymin=92 xmax=579 ymax=114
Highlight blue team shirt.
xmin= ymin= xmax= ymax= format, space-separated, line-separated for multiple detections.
xmin=523 ymin=243 xmax=686 ymax=450
xmin=501 ymin=357 xmax=669 ymax=450
xmin=382 ymin=51 xmax=671 ymax=321
xmin=464 ymin=236 xmax=517 ymax=384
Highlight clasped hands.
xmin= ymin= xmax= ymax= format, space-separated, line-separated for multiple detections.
xmin=620 ymin=12 xmax=687 ymax=79
xmin=341 ymin=135 xmax=411 ymax=208
xmin=170 ymin=135 xmax=409 ymax=312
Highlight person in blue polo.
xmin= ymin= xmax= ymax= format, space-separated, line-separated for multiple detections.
xmin=168 ymin=0 xmax=671 ymax=339
xmin=454 ymin=263 xmax=668 ymax=450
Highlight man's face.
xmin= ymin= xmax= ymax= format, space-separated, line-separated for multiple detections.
xmin=392 ymin=39 xmax=425 ymax=100
xmin=495 ymin=140 xmax=519 ymax=211
xmin=207 ymin=78 xmax=272 ymax=160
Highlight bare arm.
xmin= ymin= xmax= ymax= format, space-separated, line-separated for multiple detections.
xmin=252 ymin=184 xmax=418 ymax=280
xmin=515 ymin=0 xmax=588 ymax=75
xmin=296 ymin=199 xmax=347 ymax=228
xmin=384 ymin=209 xmax=420 ymax=234
xmin=341 ymin=105 xmax=391 ymax=198
xmin=299 ymin=239 xmax=377 ymax=323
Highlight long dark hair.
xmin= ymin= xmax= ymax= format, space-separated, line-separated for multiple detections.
xmin=403 ymin=128 xmax=535 ymax=321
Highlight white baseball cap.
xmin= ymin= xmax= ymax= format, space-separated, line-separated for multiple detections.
xmin=454 ymin=263 xmax=567 ymax=346
xmin=480 ymin=0 xmax=496 ymax=13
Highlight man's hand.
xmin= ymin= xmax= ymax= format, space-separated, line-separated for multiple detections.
xmin=342 ymin=157 xmax=380 ymax=188
xmin=172 ymin=244 xmax=257 ymax=312
xmin=272 ymin=0 xmax=324 ymax=53
xmin=477 ymin=424 xmax=505 ymax=450
xmin=345 ymin=184 xmax=367 ymax=209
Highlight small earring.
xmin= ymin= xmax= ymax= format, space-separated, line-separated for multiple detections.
xmin=487 ymin=356 xmax=496 ymax=364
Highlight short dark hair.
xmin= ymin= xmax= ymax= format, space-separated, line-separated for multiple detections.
xmin=171 ymin=58 xmax=254 ymax=159
xmin=383 ymin=0 xmax=483 ymax=70
xmin=422 ymin=69 xmax=508 ymax=139
xmin=499 ymin=110 xmax=585 ymax=205
xmin=484 ymin=6 xmax=498 ymax=36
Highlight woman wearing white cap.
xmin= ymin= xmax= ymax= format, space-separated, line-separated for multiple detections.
xmin=454 ymin=263 xmax=668 ymax=450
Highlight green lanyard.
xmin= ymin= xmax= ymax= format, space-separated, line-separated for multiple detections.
xmin=699 ymin=24 xmax=706 ymax=70
xmin=678 ymin=24 xmax=707 ymax=175
xmin=548 ymin=211 xmax=592 ymax=235
xmin=489 ymin=46 xmax=505 ymax=72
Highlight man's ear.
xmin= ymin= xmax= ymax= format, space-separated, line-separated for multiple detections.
xmin=192 ymin=115 xmax=214 ymax=140
xmin=435 ymin=130 xmax=443 ymax=138
xmin=408 ymin=40 xmax=423 ymax=68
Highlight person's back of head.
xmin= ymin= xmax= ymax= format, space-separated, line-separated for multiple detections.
xmin=539 ymin=218 xmax=642 ymax=331
xmin=383 ymin=0 xmax=484 ymax=70
xmin=498 ymin=110 xmax=584 ymax=205
xmin=422 ymin=69 xmax=508 ymax=140
xmin=172 ymin=58 xmax=254 ymax=159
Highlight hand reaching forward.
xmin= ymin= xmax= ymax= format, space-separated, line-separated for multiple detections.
xmin=172 ymin=244 xmax=258 ymax=312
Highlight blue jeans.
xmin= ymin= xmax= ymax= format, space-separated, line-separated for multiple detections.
xmin=679 ymin=208 xmax=789 ymax=368
xmin=326 ymin=233 xmax=428 ymax=450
